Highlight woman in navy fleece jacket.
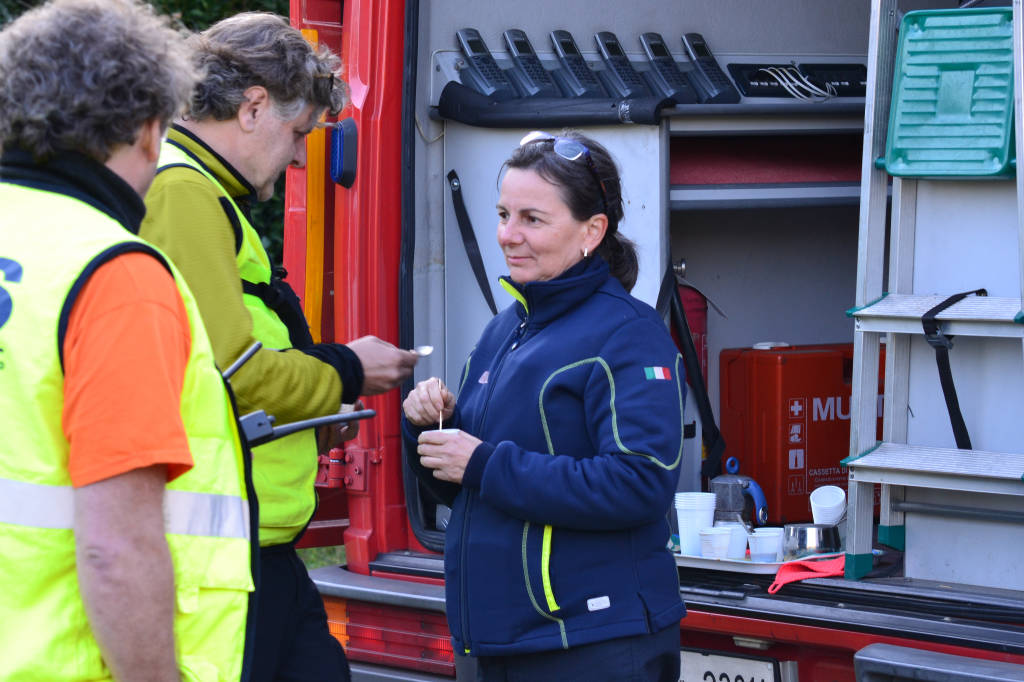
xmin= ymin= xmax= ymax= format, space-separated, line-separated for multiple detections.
xmin=402 ymin=131 xmax=686 ymax=681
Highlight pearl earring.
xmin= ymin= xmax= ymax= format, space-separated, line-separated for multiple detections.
xmin=583 ymin=247 xmax=589 ymax=258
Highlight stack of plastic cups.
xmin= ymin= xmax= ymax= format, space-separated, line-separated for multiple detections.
xmin=674 ymin=492 xmax=716 ymax=556
xmin=810 ymin=484 xmax=848 ymax=548
xmin=809 ymin=485 xmax=847 ymax=525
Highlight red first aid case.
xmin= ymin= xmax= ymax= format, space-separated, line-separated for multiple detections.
xmin=719 ymin=343 xmax=883 ymax=524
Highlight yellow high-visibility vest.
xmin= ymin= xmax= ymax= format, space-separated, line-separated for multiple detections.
xmin=159 ymin=142 xmax=318 ymax=547
xmin=0 ymin=180 xmax=253 ymax=681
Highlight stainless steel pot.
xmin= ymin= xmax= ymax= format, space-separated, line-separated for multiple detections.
xmin=782 ymin=523 xmax=841 ymax=561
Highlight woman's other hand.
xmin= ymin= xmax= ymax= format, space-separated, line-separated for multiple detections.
xmin=403 ymin=377 xmax=456 ymax=427
xmin=417 ymin=429 xmax=481 ymax=484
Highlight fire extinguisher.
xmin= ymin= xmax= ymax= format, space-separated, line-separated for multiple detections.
xmin=670 ymin=259 xmax=724 ymax=389
xmin=677 ymin=284 xmax=708 ymax=386
xmin=663 ymin=259 xmax=728 ymax=481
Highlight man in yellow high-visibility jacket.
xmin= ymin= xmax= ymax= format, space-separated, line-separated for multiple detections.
xmin=139 ymin=12 xmax=418 ymax=682
xmin=0 ymin=2 xmax=255 ymax=680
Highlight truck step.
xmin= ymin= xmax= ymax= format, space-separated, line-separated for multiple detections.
xmin=847 ymin=442 xmax=1024 ymax=496
xmin=855 ymin=643 xmax=1024 ymax=681
xmin=851 ymin=294 xmax=1024 ymax=338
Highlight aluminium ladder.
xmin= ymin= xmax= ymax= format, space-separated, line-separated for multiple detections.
xmin=843 ymin=0 xmax=1024 ymax=580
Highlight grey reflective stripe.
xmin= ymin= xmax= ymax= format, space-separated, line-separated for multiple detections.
xmin=0 ymin=477 xmax=249 ymax=539
xmin=164 ymin=489 xmax=250 ymax=540
xmin=0 ymin=477 xmax=74 ymax=529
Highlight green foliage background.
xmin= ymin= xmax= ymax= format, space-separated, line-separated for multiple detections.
xmin=0 ymin=0 xmax=290 ymax=263
xmin=0 ymin=0 xmax=289 ymax=26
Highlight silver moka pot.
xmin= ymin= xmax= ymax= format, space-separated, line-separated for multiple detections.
xmin=710 ymin=457 xmax=769 ymax=527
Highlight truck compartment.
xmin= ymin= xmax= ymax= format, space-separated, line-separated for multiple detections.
xmin=282 ymin=0 xmax=1024 ymax=679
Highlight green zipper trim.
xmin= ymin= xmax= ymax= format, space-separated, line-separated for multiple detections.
xmin=840 ymin=440 xmax=881 ymax=466
xmin=672 ymin=353 xmax=684 ymax=469
xmin=539 ymin=357 xmax=682 ymax=470
xmin=525 ymin=352 xmax=685 ymax=640
xmin=845 ymin=291 xmax=889 ymax=318
xmin=458 ymin=352 xmax=473 ymax=394
xmin=541 ymin=524 xmax=559 ymax=611
xmin=499 ymin=279 xmax=528 ymax=314
xmin=521 ymin=522 xmax=568 ymax=648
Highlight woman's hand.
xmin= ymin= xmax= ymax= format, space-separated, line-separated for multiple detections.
xmin=417 ymin=429 xmax=482 ymax=484
xmin=403 ymin=377 xmax=456 ymax=427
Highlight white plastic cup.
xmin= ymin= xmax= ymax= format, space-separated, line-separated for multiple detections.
xmin=674 ymin=492 xmax=717 ymax=508
xmin=674 ymin=493 xmax=716 ymax=556
xmin=747 ymin=531 xmax=779 ymax=562
xmin=675 ymin=507 xmax=716 ymax=555
xmin=699 ymin=527 xmax=732 ymax=559
xmin=810 ymin=485 xmax=847 ymax=525
xmin=752 ymin=527 xmax=784 ymax=561
xmin=714 ymin=521 xmax=748 ymax=559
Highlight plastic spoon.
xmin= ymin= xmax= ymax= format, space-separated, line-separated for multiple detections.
xmin=412 ymin=345 xmax=434 ymax=357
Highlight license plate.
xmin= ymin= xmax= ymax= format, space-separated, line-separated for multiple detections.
xmin=680 ymin=649 xmax=779 ymax=682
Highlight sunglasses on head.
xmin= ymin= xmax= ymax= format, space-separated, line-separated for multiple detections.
xmin=519 ymin=130 xmax=609 ymax=215
xmin=312 ymin=72 xmax=336 ymax=106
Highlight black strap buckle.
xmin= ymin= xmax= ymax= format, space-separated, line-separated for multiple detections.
xmin=919 ymin=288 xmax=987 ymax=451
xmin=920 ymin=288 xmax=987 ymax=349
xmin=922 ymin=324 xmax=953 ymax=350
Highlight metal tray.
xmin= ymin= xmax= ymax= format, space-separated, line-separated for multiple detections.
xmin=675 ymin=553 xmax=781 ymax=574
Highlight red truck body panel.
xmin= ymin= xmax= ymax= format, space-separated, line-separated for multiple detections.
xmin=287 ymin=0 xmax=415 ymax=569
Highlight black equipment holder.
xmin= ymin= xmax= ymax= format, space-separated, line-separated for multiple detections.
xmin=921 ymin=288 xmax=987 ymax=450
xmin=447 ymin=169 xmax=499 ymax=316
xmin=435 ymin=81 xmax=673 ymax=129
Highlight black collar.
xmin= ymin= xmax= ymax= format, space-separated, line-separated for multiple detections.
xmin=0 ymin=148 xmax=145 ymax=233
xmin=168 ymin=123 xmax=258 ymax=201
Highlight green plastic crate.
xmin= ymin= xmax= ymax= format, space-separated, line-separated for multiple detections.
xmin=884 ymin=7 xmax=1015 ymax=178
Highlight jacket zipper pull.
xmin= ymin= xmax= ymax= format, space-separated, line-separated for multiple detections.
xmin=510 ymin=321 xmax=527 ymax=351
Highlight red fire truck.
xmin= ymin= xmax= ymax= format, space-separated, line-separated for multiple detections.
xmin=284 ymin=0 xmax=1024 ymax=679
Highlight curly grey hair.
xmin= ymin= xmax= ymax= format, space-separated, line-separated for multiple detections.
xmin=187 ymin=12 xmax=346 ymax=122
xmin=0 ymin=0 xmax=196 ymax=162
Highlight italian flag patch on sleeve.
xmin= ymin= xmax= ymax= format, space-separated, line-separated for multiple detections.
xmin=644 ymin=366 xmax=671 ymax=380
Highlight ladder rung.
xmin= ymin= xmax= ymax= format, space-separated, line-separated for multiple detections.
xmin=852 ymin=294 xmax=1024 ymax=337
xmin=847 ymin=442 xmax=1024 ymax=496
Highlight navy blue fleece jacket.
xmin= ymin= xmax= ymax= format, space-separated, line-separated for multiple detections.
xmin=403 ymin=256 xmax=686 ymax=657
